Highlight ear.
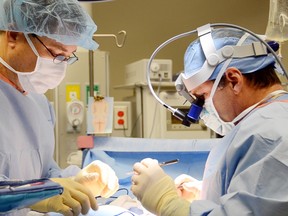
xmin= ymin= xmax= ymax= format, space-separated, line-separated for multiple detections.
xmin=6 ymin=31 xmax=22 ymax=49
xmin=225 ymin=67 xmax=243 ymax=94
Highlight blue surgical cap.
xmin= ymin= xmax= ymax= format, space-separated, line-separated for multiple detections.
xmin=184 ymin=28 xmax=276 ymax=82
xmin=0 ymin=0 xmax=98 ymax=50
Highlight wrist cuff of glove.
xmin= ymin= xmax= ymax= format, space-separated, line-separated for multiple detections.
xmin=142 ymin=175 xmax=190 ymax=216
xmin=30 ymin=199 xmax=50 ymax=213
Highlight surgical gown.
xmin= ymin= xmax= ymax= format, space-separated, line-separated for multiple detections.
xmin=190 ymin=93 xmax=288 ymax=216
xmin=0 ymin=80 xmax=79 ymax=215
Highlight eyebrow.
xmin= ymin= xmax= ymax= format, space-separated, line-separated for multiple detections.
xmin=54 ymin=47 xmax=77 ymax=56
xmin=33 ymin=34 xmax=77 ymax=58
xmin=47 ymin=39 xmax=77 ymax=53
xmin=60 ymin=46 xmax=77 ymax=54
xmin=54 ymin=46 xmax=68 ymax=53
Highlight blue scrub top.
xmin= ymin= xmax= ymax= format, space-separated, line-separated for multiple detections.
xmin=190 ymin=92 xmax=288 ymax=216
xmin=0 ymin=80 xmax=63 ymax=180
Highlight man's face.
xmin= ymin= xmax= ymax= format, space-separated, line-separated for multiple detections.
xmin=190 ymin=79 xmax=237 ymax=122
xmin=8 ymin=33 xmax=77 ymax=73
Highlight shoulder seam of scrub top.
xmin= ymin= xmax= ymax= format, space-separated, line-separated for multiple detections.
xmin=0 ymin=73 xmax=27 ymax=95
xmin=257 ymin=99 xmax=288 ymax=108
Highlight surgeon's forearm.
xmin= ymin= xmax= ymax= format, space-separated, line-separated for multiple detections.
xmin=141 ymin=176 xmax=190 ymax=216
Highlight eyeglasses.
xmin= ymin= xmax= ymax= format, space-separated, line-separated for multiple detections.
xmin=32 ymin=34 xmax=78 ymax=65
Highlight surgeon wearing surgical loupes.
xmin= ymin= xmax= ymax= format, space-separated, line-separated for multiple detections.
xmin=0 ymin=0 xmax=119 ymax=216
xmin=131 ymin=25 xmax=288 ymax=216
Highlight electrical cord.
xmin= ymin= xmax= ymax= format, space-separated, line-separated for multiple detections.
xmin=148 ymin=75 xmax=163 ymax=138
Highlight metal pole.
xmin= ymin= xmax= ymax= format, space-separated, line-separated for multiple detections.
xmin=89 ymin=50 xmax=94 ymax=97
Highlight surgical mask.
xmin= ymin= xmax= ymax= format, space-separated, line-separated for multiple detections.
xmin=0 ymin=34 xmax=67 ymax=94
xmin=199 ymin=59 xmax=234 ymax=136
xmin=200 ymin=97 xmax=258 ymax=136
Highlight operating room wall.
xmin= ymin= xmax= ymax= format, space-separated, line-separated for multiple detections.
xmin=90 ymin=0 xmax=288 ymax=100
xmin=46 ymin=0 xmax=288 ymax=168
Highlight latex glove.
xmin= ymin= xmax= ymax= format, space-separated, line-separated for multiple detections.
xmin=30 ymin=178 xmax=97 ymax=216
xmin=131 ymin=158 xmax=166 ymax=200
xmin=74 ymin=160 xmax=119 ymax=198
xmin=174 ymin=174 xmax=202 ymax=202
xmin=131 ymin=158 xmax=190 ymax=216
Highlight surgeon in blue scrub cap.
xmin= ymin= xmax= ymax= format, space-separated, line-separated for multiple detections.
xmin=0 ymin=0 xmax=119 ymax=216
xmin=131 ymin=25 xmax=288 ymax=216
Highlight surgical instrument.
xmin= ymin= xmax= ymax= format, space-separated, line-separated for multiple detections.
xmin=126 ymin=159 xmax=179 ymax=175
xmin=158 ymin=159 xmax=180 ymax=167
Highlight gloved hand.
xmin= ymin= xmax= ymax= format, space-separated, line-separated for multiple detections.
xmin=174 ymin=174 xmax=202 ymax=202
xmin=74 ymin=160 xmax=119 ymax=198
xmin=30 ymin=178 xmax=97 ymax=216
xmin=131 ymin=158 xmax=190 ymax=216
